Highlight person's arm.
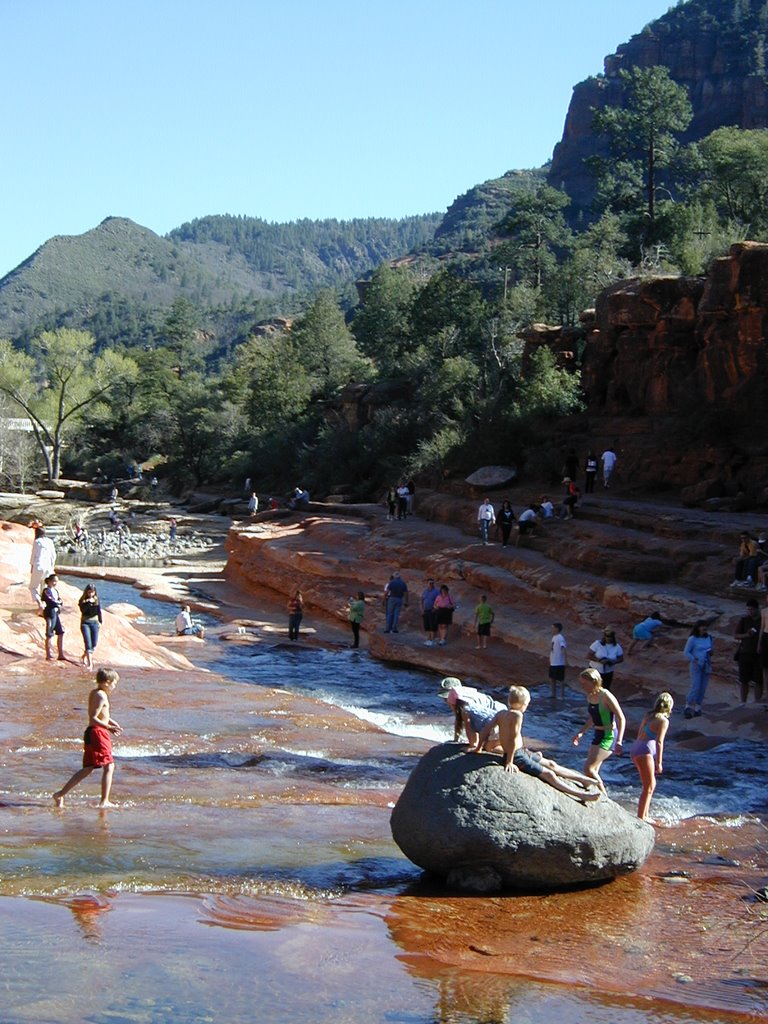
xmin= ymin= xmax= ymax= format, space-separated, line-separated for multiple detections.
xmin=604 ymin=691 xmax=626 ymax=751
xmin=611 ymin=645 xmax=624 ymax=666
xmin=735 ymin=618 xmax=755 ymax=641
xmin=655 ymin=718 xmax=669 ymax=774
xmin=502 ymin=711 xmax=523 ymax=772
xmin=683 ymin=636 xmax=694 ymax=662
xmin=572 ymin=716 xmax=593 ymax=746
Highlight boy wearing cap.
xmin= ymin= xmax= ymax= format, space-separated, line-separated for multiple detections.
xmin=472 ymin=685 xmax=600 ymax=802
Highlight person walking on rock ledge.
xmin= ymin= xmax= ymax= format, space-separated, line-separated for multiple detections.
xmin=683 ymin=621 xmax=712 ymax=718
xmin=287 ymin=589 xmax=303 ymax=641
xmin=383 ymin=571 xmax=408 ymax=633
xmin=347 ymin=592 xmax=365 ymax=649
xmin=601 ymin=446 xmax=617 ymax=488
xmin=477 ymin=497 xmax=495 ymax=545
xmin=29 ymin=526 xmax=56 ymax=610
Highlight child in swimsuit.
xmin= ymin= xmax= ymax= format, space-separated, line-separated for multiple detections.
xmin=572 ymin=668 xmax=626 ymax=794
xmin=629 ymin=691 xmax=673 ymax=822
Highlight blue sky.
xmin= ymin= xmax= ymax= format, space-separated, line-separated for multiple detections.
xmin=2 ymin=0 xmax=673 ymax=279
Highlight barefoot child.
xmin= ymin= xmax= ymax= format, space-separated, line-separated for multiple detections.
xmin=629 ymin=691 xmax=673 ymax=821
xmin=473 ymin=685 xmax=601 ymax=801
xmin=53 ymin=668 xmax=122 ymax=808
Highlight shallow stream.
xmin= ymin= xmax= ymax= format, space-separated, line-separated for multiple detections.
xmin=0 ymin=576 xmax=763 ymax=1023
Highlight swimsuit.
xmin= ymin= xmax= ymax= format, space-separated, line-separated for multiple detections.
xmin=83 ymin=724 xmax=113 ymax=768
xmin=629 ymin=722 xmax=657 ymax=759
xmin=588 ymin=699 xmax=614 ymax=750
xmin=513 ymin=748 xmax=544 ymax=778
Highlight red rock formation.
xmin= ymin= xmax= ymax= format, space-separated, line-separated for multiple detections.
xmin=549 ymin=2 xmax=768 ymax=211
xmin=537 ymin=243 xmax=768 ymax=501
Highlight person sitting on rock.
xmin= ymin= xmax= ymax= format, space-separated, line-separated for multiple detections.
xmin=175 ymin=604 xmax=205 ymax=639
xmin=473 ymin=685 xmax=600 ymax=802
xmin=515 ymin=504 xmax=539 ymax=546
xmin=730 ymin=532 xmax=758 ymax=588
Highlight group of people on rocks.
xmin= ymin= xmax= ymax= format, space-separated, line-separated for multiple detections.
xmin=563 ymin=445 xmax=617 ymax=493
xmin=386 ymin=480 xmax=416 ymax=521
xmin=29 ymin=526 xmax=105 ymax=668
xmin=439 ymin=668 xmax=672 ymax=822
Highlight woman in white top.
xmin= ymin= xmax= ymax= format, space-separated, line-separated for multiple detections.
xmin=586 ymin=627 xmax=624 ymax=691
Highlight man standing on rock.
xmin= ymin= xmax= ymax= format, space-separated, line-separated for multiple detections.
xmin=477 ymin=497 xmax=495 ymax=545
xmin=384 ymin=571 xmax=408 ymax=634
xmin=29 ymin=526 xmax=56 ymax=609
xmin=549 ymin=622 xmax=568 ymax=700
xmin=420 ymin=577 xmax=440 ymax=646
xmin=601 ymin=446 xmax=617 ymax=488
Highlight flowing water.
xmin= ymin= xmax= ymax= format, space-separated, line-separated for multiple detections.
xmin=0 ymin=577 xmax=764 ymax=1023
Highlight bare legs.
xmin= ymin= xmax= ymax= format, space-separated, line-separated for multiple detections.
xmin=53 ymin=763 xmax=115 ymax=808
xmin=582 ymin=745 xmax=613 ymax=795
xmin=632 ymin=753 xmax=656 ymax=820
xmin=45 ymin=633 xmax=65 ymax=662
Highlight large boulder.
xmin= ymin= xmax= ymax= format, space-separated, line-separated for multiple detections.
xmin=465 ymin=466 xmax=517 ymax=489
xmin=391 ymin=743 xmax=654 ymax=892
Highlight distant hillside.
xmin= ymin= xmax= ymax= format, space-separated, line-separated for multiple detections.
xmin=0 ymin=212 xmax=441 ymax=343
xmin=549 ymin=0 xmax=768 ymax=212
xmin=428 ymin=169 xmax=546 ymax=257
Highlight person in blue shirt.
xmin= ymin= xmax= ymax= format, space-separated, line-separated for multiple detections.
xmin=628 ymin=611 xmax=664 ymax=654
xmin=683 ymin=621 xmax=713 ymax=718
xmin=383 ymin=571 xmax=408 ymax=633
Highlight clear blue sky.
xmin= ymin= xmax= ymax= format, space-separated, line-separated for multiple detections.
xmin=1 ymin=0 xmax=672 ymax=279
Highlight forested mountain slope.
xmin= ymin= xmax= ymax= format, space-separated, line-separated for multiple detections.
xmin=0 ymin=212 xmax=440 ymax=343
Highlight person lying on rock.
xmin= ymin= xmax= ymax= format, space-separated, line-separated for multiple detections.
xmin=472 ymin=685 xmax=601 ymax=802
xmin=438 ymin=677 xmax=505 ymax=752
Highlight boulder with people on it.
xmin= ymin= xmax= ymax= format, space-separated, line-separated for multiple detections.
xmin=390 ymin=742 xmax=654 ymax=893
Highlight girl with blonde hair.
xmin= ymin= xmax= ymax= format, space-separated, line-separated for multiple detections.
xmin=572 ymin=668 xmax=626 ymax=793
xmin=629 ymin=692 xmax=673 ymax=821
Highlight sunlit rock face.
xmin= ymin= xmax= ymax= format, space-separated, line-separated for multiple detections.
xmin=391 ymin=743 xmax=654 ymax=892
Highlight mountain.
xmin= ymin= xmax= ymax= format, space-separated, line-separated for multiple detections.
xmin=548 ymin=0 xmax=768 ymax=212
xmin=0 ymin=212 xmax=441 ymax=343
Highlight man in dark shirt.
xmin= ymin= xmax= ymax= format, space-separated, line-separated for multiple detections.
xmin=384 ymin=571 xmax=408 ymax=633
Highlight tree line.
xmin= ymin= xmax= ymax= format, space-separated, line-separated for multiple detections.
xmin=1 ymin=64 xmax=767 ymax=495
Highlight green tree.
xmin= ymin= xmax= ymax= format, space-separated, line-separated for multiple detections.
xmin=351 ymin=264 xmax=417 ymax=376
xmin=591 ymin=66 xmax=693 ymax=227
xmin=290 ymin=291 xmax=368 ymax=397
xmin=694 ymin=127 xmax=768 ymax=231
xmin=494 ymin=184 xmax=573 ymax=291
xmin=0 ymin=330 xmax=138 ymax=482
